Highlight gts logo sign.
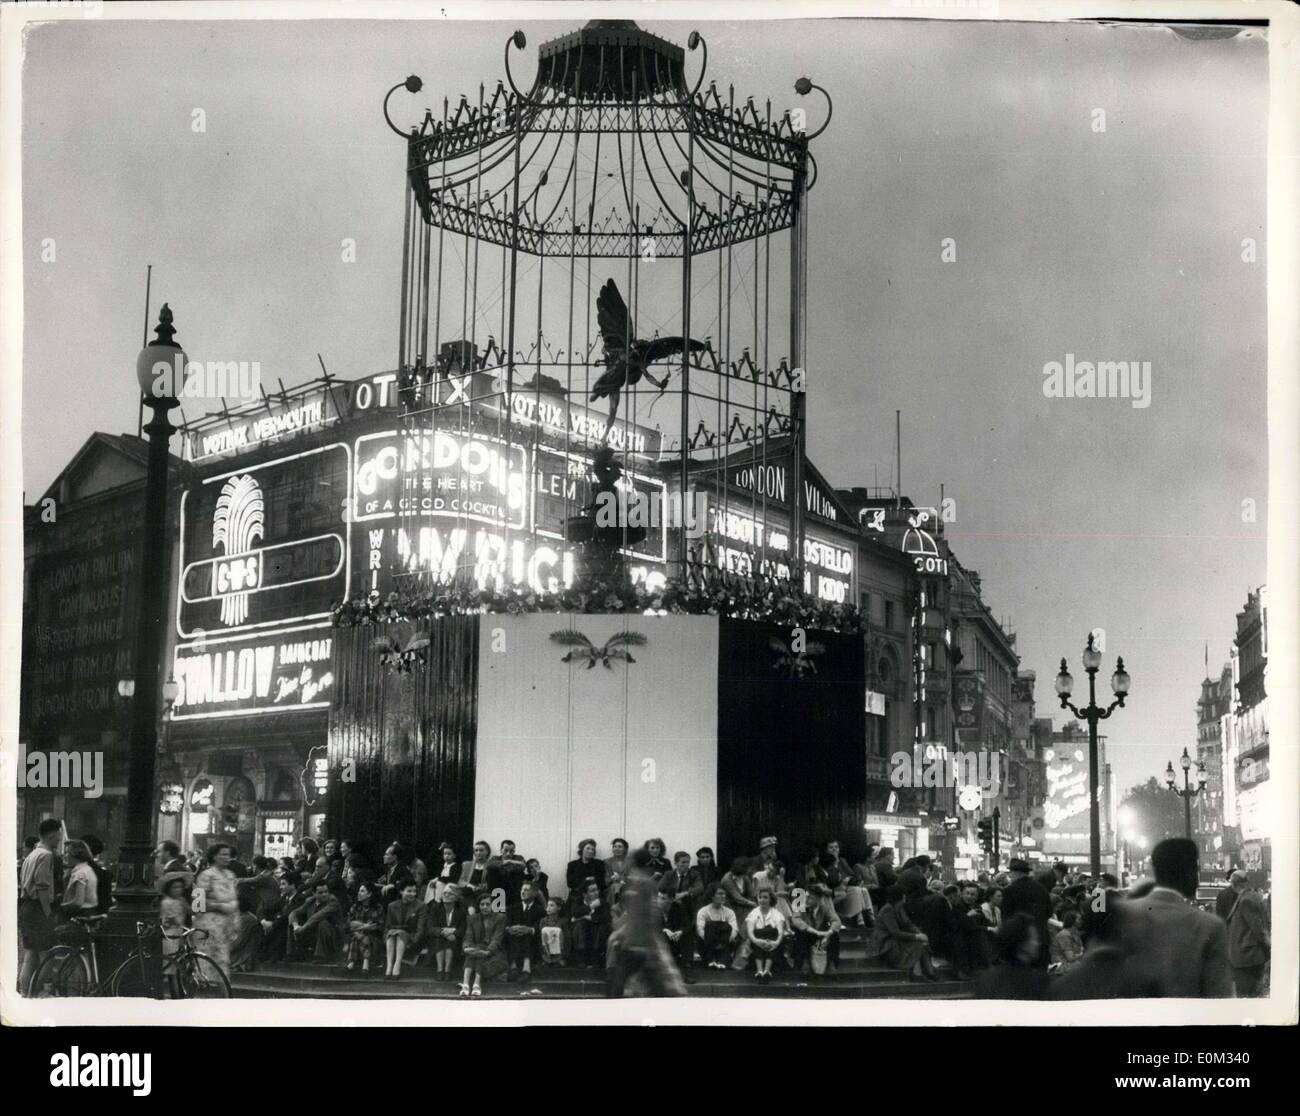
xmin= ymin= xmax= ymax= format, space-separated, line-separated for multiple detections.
xmin=213 ymin=553 xmax=262 ymax=595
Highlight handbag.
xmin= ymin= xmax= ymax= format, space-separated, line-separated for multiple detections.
xmin=809 ymin=939 xmax=829 ymax=975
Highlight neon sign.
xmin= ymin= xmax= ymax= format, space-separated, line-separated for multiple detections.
xmin=353 ymin=429 xmax=528 ymax=529
xmin=176 ymin=443 xmax=352 ymax=639
xmin=171 ymin=624 xmax=334 ymax=720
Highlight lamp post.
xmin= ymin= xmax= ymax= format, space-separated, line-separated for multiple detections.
xmin=101 ymin=305 xmax=185 ymax=983
xmin=1165 ymin=746 xmax=1208 ymax=841
xmin=1055 ymin=633 xmax=1129 ymax=877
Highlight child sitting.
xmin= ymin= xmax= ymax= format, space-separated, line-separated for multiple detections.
xmin=538 ymin=896 xmax=570 ymax=967
xmin=345 ymin=882 xmax=384 ymax=975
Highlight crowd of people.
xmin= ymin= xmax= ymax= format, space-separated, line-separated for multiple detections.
xmin=18 ymin=820 xmax=1271 ymax=1000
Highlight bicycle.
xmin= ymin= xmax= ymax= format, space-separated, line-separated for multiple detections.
xmin=27 ymin=915 xmax=231 ymax=999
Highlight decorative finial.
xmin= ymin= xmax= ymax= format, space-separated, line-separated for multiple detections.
xmin=153 ymin=303 xmax=179 ymax=348
xmin=404 ymin=74 xmax=423 ymax=93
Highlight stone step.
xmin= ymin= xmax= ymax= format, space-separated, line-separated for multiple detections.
xmin=240 ymin=956 xmax=922 ymax=984
xmin=230 ymin=962 xmax=972 ymax=1001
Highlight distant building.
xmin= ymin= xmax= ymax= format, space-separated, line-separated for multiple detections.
xmin=1194 ymin=656 xmax=1233 ymax=870
xmin=837 ymin=487 xmax=1025 ymax=872
xmin=20 ymin=433 xmax=184 ymax=860
xmin=1226 ymin=587 xmax=1270 ymax=875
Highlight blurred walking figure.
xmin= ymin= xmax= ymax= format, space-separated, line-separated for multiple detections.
xmin=974 ymin=913 xmax=1050 ymax=1000
xmin=1223 ymin=869 xmax=1270 ymax=997
xmin=606 ymin=848 xmax=686 ymax=997
xmin=1124 ymin=838 xmax=1230 ymax=998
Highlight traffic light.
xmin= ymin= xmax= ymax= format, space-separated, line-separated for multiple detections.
xmin=977 ymin=817 xmax=994 ymax=855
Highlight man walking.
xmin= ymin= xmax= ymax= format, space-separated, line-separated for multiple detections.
xmin=1001 ymin=859 xmax=1052 ymax=967
xmin=19 ymin=818 xmax=63 ymax=994
xmin=1125 ymin=837 xmax=1231 ymax=997
xmin=1223 ymin=869 xmax=1270 ymax=997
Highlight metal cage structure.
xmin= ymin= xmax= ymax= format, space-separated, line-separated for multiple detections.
xmin=379 ymin=18 xmax=831 ymax=601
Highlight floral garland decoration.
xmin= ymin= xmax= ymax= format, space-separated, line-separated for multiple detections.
xmin=331 ymin=575 xmax=865 ymax=633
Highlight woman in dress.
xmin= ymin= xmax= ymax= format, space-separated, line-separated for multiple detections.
xmin=194 ymin=843 xmax=240 ymax=976
xmin=383 ymin=880 xmax=427 ymax=980
xmin=344 ymin=881 xmax=385 ymax=975
xmin=744 ymin=888 xmax=789 ymax=982
xmin=427 ymin=883 xmax=467 ymax=980
xmin=461 ymin=891 xmax=507 ymax=997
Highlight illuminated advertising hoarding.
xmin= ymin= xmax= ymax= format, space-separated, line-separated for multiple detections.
xmin=345 ymin=369 xmax=662 ymax=460
xmin=175 ymin=444 xmax=351 ymax=640
xmin=353 ymin=428 xmax=528 ymax=530
xmin=705 ymin=503 xmax=853 ymax=604
xmin=182 ymin=384 xmax=344 ymax=463
xmin=351 ymin=430 xmax=668 ymax=599
xmin=1042 ymin=744 xmax=1090 ymax=856
xmin=171 ymin=624 xmax=334 ymax=720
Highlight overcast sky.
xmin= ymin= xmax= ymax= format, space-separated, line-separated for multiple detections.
xmin=20 ymin=13 xmax=1268 ymax=796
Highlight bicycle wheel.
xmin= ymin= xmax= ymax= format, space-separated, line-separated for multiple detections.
xmin=109 ymin=953 xmax=152 ymax=998
xmin=27 ymin=948 xmax=76 ymax=998
xmin=57 ymin=950 xmax=94 ymax=997
xmin=177 ymin=952 xmax=232 ymax=998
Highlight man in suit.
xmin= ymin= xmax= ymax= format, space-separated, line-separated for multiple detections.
xmin=1215 ymin=867 xmax=1241 ymax=921
xmin=1001 ymin=858 xmax=1053 ymax=967
xmin=1124 ymin=838 xmax=1231 ymax=997
xmin=1224 ymin=869 xmax=1270 ymax=996
xmin=504 ymin=879 xmax=547 ymax=982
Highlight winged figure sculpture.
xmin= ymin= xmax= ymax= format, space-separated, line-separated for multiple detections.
xmin=590 ymin=278 xmax=707 ymax=432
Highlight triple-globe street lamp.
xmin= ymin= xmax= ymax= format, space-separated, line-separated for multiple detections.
xmin=1055 ymin=633 xmax=1130 ymax=877
xmin=1165 ymin=746 xmax=1208 ymax=842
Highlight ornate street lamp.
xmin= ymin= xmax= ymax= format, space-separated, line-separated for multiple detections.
xmin=1055 ymin=632 xmax=1129 ymax=876
xmin=100 ymin=305 xmax=186 ymax=987
xmin=1165 ymin=746 xmax=1208 ymax=841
